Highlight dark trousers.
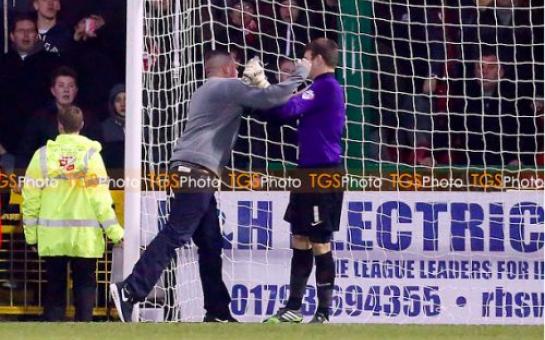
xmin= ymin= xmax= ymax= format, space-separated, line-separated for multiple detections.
xmin=43 ymin=257 xmax=97 ymax=322
xmin=125 ymin=190 xmax=231 ymax=316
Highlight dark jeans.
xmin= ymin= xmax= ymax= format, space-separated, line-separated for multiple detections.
xmin=43 ymin=257 xmax=97 ymax=322
xmin=125 ymin=190 xmax=231 ymax=316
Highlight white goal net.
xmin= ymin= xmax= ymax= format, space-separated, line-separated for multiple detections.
xmin=126 ymin=0 xmax=544 ymax=323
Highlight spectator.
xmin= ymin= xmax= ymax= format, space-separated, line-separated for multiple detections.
xmin=452 ymin=51 xmax=519 ymax=167
xmin=16 ymin=66 xmax=85 ymax=168
xmin=370 ymin=0 xmax=446 ymax=165
xmin=375 ymin=0 xmax=445 ymax=100
xmin=308 ymin=0 xmax=339 ymax=42
xmin=215 ymin=0 xmax=264 ymax=61
xmin=33 ymin=0 xmax=72 ymax=55
xmin=22 ymin=105 xmax=123 ymax=321
xmin=0 ymin=13 xmax=60 ymax=168
xmin=422 ymin=1 xmax=543 ymax=166
xmin=450 ymin=0 xmax=541 ymax=83
xmin=67 ymin=15 xmax=117 ymax=117
xmin=264 ymin=0 xmax=310 ymax=64
xmin=70 ymin=0 xmax=126 ymax=84
xmin=276 ymin=57 xmax=297 ymax=83
xmin=47 ymin=0 xmax=126 ymax=84
xmin=91 ymin=84 xmax=125 ymax=173
xmin=59 ymin=0 xmax=118 ymax=27
xmin=72 ymin=15 xmax=106 ymax=43
xmin=0 ymin=144 xmax=15 ymax=175
xmin=0 ymin=0 xmax=33 ymax=52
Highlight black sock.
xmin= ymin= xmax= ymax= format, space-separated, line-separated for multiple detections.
xmin=286 ymin=248 xmax=314 ymax=310
xmin=315 ymin=251 xmax=335 ymax=316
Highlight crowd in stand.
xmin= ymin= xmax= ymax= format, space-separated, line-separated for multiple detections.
xmin=206 ymin=0 xmax=543 ymax=169
xmin=372 ymin=0 xmax=543 ymax=168
xmin=0 ymin=0 xmax=543 ymax=180
xmin=0 ymin=0 xmax=127 ymax=176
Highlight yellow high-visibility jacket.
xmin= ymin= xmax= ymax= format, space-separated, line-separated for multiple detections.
xmin=22 ymin=134 xmax=124 ymax=258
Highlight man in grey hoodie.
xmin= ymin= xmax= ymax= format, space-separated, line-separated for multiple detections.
xmin=111 ymin=50 xmax=310 ymax=322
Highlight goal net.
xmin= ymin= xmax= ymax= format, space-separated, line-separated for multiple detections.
xmin=126 ymin=0 xmax=544 ymax=323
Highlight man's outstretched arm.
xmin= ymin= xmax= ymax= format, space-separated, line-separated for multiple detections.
xmin=235 ymin=59 xmax=310 ymax=110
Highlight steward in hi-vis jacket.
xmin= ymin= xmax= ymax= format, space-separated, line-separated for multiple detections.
xmin=22 ymin=106 xmax=123 ymax=322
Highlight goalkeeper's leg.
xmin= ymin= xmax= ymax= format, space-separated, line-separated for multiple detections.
xmin=309 ymin=241 xmax=335 ymax=324
xmin=287 ymin=237 xmax=314 ymax=311
xmin=266 ymin=234 xmax=336 ymax=324
xmin=264 ymin=235 xmax=312 ymax=324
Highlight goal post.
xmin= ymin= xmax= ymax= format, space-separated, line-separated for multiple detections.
xmin=124 ymin=0 xmax=144 ymax=279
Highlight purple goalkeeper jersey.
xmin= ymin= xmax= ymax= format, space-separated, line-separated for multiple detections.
xmin=265 ymin=73 xmax=345 ymax=167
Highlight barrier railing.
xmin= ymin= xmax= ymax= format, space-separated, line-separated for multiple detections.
xmin=0 ymin=191 xmax=124 ymax=319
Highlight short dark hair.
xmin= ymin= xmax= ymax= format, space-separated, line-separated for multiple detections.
xmin=304 ymin=37 xmax=339 ymax=68
xmin=10 ymin=13 xmax=37 ymax=33
xmin=50 ymin=66 xmax=78 ymax=87
xmin=204 ymin=49 xmax=231 ymax=62
xmin=58 ymin=106 xmax=83 ymax=133
xmin=204 ymin=49 xmax=233 ymax=76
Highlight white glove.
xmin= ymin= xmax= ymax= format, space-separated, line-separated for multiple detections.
xmin=242 ymin=57 xmax=270 ymax=88
xmin=294 ymin=58 xmax=311 ymax=79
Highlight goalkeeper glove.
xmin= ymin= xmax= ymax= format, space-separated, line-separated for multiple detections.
xmin=242 ymin=57 xmax=270 ymax=88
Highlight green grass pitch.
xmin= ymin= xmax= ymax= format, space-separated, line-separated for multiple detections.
xmin=0 ymin=323 xmax=542 ymax=340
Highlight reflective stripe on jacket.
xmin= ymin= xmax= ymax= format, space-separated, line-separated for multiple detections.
xmin=22 ymin=134 xmax=124 ymax=257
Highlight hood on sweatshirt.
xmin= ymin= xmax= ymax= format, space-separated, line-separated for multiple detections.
xmin=108 ymin=83 xmax=125 ymax=124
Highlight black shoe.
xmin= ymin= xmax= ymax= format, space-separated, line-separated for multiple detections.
xmin=308 ymin=311 xmax=329 ymax=324
xmin=110 ymin=282 xmax=135 ymax=322
xmin=203 ymin=312 xmax=239 ymax=323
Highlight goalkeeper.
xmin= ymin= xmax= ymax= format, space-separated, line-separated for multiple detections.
xmin=262 ymin=38 xmax=345 ymax=324
xmin=111 ymin=50 xmax=310 ymax=322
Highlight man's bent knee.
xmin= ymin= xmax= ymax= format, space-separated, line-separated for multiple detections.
xmin=160 ymin=221 xmax=194 ymax=248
